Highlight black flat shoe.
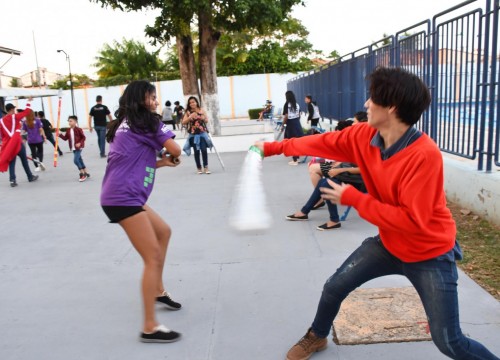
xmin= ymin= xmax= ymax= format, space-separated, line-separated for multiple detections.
xmin=316 ymin=222 xmax=341 ymax=231
xmin=312 ymin=201 xmax=326 ymax=210
xmin=286 ymin=214 xmax=308 ymax=221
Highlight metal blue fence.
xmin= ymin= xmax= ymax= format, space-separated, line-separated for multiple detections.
xmin=288 ymin=0 xmax=499 ymax=172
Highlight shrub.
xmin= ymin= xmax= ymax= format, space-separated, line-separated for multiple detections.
xmin=248 ymin=108 xmax=262 ymax=120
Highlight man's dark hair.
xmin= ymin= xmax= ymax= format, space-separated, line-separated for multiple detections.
xmin=368 ymin=67 xmax=431 ymax=126
xmin=165 ymin=100 xmax=171 ymax=107
xmin=69 ymin=115 xmax=78 ymax=121
xmin=354 ymin=111 xmax=367 ymax=122
xmin=38 ymin=111 xmax=45 ymax=118
xmin=96 ymin=95 xmax=103 ymax=102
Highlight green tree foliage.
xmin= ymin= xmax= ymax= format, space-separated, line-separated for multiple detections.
xmin=328 ymin=50 xmax=341 ymax=60
xmin=91 ymin=0 xmax=303 ymax=134
xmin=9 ymin=78 xmax=20 ymax=87
xmin=216 ymin=17 xmax=322 ymax=76
xmin=50 ymin=74 xmax=95 ymax=90
xmin=92 ymin=38 xmax=168 ymax=86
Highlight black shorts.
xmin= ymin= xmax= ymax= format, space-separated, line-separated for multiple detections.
xmin=102 ymin=206 xmax=145 ymax=223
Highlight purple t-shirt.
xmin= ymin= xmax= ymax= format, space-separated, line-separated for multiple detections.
xmin=22 ymin=119 xmax=44 ymax=144
xmin=100 ymin=121 xmax=175 ymax=206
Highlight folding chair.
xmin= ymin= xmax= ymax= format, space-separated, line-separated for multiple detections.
xmin=271 ymin=107 xmax=283 ymax=129
xmin=340 ymin=206 xmax=353 ymax=221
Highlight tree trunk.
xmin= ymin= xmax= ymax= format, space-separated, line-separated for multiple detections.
xmin=176 ymin=35 xmax=200 ymax=105
xmin=198 ymin=10 xmax=221 ymax=135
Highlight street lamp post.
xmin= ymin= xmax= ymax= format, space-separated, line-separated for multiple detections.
xmin=57 ymin=49 xmax=76 ymax=115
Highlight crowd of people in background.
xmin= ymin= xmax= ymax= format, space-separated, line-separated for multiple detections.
xmin=0 ymin=94 xmax=189 ymax=187
xmin=1 ymin=89 xmax=365 ymax=186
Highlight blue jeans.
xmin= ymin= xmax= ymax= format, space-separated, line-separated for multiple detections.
xmin=311 ymin=236 xmax=499 ymax=359
xmin=73 ymin=150 xmax=86 ymax=170
xmin=189 ymin=136 xmax=208 ymax=169
xmin=301 ymin=177 xmax=339 ymax=222
xmin=9 ymin=143 xmax=34 ymax=182
xmin=94 ymin=126 xmax=106 ymax=156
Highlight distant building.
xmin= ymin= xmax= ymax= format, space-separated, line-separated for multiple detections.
xmin=19 ymin=67 xmax=63 ymax=88
xmin=311 ymin=58 xmax=329 ymax=67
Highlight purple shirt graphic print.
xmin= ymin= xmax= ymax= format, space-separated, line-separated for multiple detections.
xmin=100 ymin=121 xmax=175 ymax=206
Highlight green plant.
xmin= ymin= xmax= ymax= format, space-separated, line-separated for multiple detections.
xmin=248 ymin=108 xmax=262 ymax=119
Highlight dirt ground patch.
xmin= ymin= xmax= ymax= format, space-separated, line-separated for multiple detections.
xmin=447 ymin=200 xmax=500 ymax=300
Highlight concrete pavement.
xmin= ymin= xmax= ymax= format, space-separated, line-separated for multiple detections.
xmin=1 ymin=128 xmax=499 ymax=360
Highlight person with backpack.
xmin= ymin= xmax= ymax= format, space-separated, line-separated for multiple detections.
xmin=305 ymin=95 xmax=321 ymax=128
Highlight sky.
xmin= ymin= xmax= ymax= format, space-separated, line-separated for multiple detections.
xmin=0 ymin=0 xmax=473 ymax=79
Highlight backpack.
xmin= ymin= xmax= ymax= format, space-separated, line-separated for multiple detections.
xmin=312 ymin=103 xmax=320 ymax=119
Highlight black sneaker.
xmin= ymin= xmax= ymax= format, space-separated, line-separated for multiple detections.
xmin=29 ymin=175 xmax=39 ymax=182
xmin=85 ymin=172 xmax=90 ymax=178
xmin=156 ymin=291 xmax=182 ymax=310
xmin=10 ymin=181 xmax=18 ymax=187
xmin=140 ymin=325 xmax=181 ymax=343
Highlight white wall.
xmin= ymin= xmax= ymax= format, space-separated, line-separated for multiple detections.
xmin=12 ymin=73 xmax=297 ymax=127
xmin=443 ymin=156 xmax=500 ymax=226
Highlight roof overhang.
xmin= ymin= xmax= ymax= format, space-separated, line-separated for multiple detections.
xmin=0 ymin=88 xmax=60 ymax=99
xmin=0 ymin=46 xmax=21 ymax=56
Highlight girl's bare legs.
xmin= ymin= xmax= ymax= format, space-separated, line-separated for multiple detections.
xmin=119 ymin=210 xmax=164 ymax=333
xmin=143 ymin=205 xmax=171 ymax=295
xmin=308 ymin=163 xmax=324 ymax=207
xmin=308 ymin=163 xmax=323 ymax=188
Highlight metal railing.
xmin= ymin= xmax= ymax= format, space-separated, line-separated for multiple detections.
xmin=288 ymin=0 xmax=499 ymax=172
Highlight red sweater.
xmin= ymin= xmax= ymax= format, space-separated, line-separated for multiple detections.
xmin=264 ymin=123 xmax=456 ymax=262
xmin=0 ymin=105 xmax=32 ymax=171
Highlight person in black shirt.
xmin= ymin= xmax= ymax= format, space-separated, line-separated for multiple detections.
xmin=88 ymin=95 xmax=113 ymax=158
xmin=173 ymin=101 xmax=184 ymax=129
xmin=38 ymin=111 xmax=63 ymax=156
xmin=305 ymin=95 xmax=320 ymax=127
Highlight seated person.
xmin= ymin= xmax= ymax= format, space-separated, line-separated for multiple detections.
xmin=308 ymin=112 xmax=366 ymax=189
xmin=286 ymin=163 xmax=364 ymax=230
xmin=258 ymin=100 xmax=273 ymax=121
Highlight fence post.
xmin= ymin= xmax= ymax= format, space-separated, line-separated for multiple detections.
xmin=485 ymin=0 xmax=498 ymax=172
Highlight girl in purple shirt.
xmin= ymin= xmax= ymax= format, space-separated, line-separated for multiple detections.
xmin=100 ymin=80 xmax=182 ymax=343
xmin=21 ymin=111 xmax=46 ymax=171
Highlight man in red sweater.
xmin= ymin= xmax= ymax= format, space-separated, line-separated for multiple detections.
xmin=256 ymin=67 xmax=498 ymax=360
xmin=0 ymin=99 xmax=39 ymax=187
